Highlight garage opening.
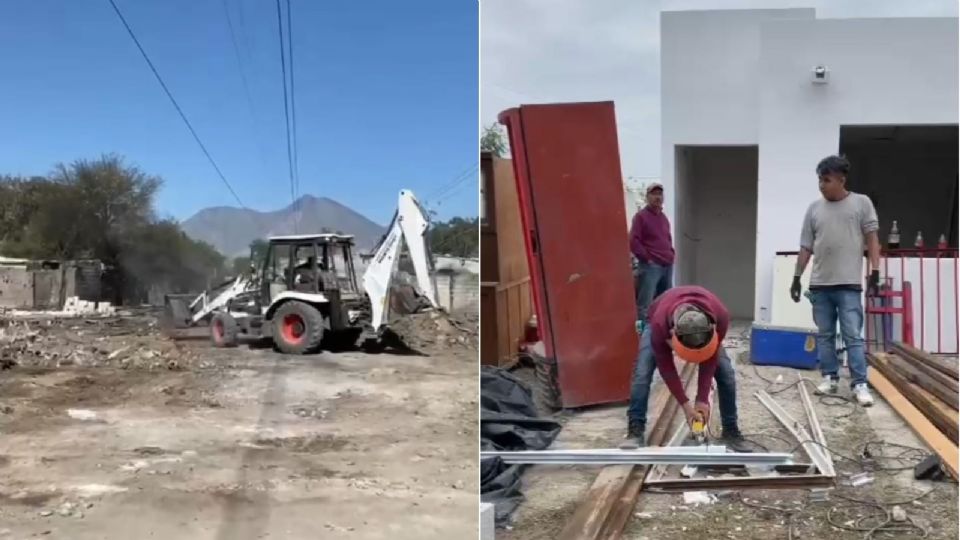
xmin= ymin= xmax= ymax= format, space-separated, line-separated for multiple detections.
xmin=840 ymin=125 xmax=958 ymax=248
xmin=674 ymin=146 xmax=758 ymax=320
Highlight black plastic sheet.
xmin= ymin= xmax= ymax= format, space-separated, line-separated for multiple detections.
xmin=480 ymin=366 xmax=562 ymax=526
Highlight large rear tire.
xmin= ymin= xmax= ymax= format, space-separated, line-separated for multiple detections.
xmin=272 ymin=302 xmax=325 ymax=355
xmin=210 ymin=312 xmax=239 ymax=348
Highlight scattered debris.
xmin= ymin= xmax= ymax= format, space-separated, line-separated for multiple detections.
xmin=842 ymin=472 xmax=875 ymax=487
xmin=891 ymin=505 xmax=908 ymax=522
xmin=0 ymin=313 xmax=198 ymax=370
xmin=67 ymin=409 xmax=98 ymax=421
xmin=387 ymin=309 xmax=478 ymax=351
xmin=682 ymin=491 xmax=717 ymax=506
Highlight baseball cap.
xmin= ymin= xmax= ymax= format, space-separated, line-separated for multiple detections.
xmin=645 ymin=182 xmax=664 ymax=194
xmin=671 ymin=307 xmax=719 ymax=363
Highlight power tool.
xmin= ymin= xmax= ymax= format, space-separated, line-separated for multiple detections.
xmin=690 ymin=412 xmax=707 ymax=445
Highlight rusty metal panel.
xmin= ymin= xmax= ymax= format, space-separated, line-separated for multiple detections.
xmin=499 ymin=101 xmax=637 ymax=407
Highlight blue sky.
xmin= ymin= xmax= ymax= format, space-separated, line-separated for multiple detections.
xmin=0 ymin=0 xmax=478 ymax=225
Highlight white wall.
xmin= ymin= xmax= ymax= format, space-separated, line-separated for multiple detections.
xmin=661 ymin=8 xmax=815 ymax=314
xmin=662 ymin=10 xmax=958 ymax=322
xmin=755 ymin=17 xmax=958 ymax=322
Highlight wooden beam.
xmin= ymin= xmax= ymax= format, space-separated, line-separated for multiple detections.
xmin=869 ymin=354 xmax=958 ymax=442
xmin=557 ymin=362 xmax=694 ymax=540
xmin=642 ymin=474 xmax=835 ymax=491
xmin=596 ymin=369 xmax=695 ymax=540
xmin=891 ymin=342 xmax=959 ymax=380
xmin=867 ymin=362 xmax=959 ymax=480
xmin=890 ymin=350 xmax=959 ymax=394
xmin=886 ymin=353 xmax=959 ymax=410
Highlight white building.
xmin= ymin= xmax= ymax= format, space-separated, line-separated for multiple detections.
xmin=661 ymin=8 xmax=958 ymax=350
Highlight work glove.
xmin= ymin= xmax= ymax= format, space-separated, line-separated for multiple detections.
xmin=867 ymin=270 xmax=880 ymax=297
xmin=790 ymin=275 xmax=802 ymax=303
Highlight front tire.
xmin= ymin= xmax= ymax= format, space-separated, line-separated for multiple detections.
xmin=272 ymin=302 xmax=325 ymax=354
xmin=210 ymin=312 xmax=239 ymax=348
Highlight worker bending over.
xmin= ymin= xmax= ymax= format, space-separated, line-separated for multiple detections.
xmin=623 ymin=285 xmax=750 ymax=452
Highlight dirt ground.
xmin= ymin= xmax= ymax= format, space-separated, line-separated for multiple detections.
xmin=499 ymin=324 xmax=960 ymax=540
xmin=0 ymin=310 xmax=478 ymax=539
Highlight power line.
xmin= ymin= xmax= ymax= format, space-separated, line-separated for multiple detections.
xmin=427 ymin=163 xmax=478 ymax=202
xmin=274 ymin=0 xmax=297 ymax=230
xmin=434 ymin=175 xmax=475 ymax=205
xmin=106 ymin=0 xmax=245 ymax=208
xmin=220 ymin=0 xmax=273 ymax=186
xmin=431 ymin=164 xmax=478 ymax=202
xmin=285 ymin=0 xmax=300 ymax=205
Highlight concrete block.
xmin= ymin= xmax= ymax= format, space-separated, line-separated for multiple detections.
xmin=480 ymin=502 xmax=495 ymax=540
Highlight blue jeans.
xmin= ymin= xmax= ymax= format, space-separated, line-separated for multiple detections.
xmin=626 ymin=327 xmax=739 ymax=433
xmin=810 ymin=288 xmax=867 ymax=388
xmin=636 ymin=262 xmax=673 ymax=322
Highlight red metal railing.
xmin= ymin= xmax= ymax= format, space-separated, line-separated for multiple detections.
xmin=865 ymin=248 xmax=958 ymax=355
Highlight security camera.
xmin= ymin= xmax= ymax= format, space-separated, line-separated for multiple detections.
xmin=812 ymin=65 xmax=828 ymax=84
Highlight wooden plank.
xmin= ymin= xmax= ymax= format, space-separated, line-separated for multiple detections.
xmin=869 ymin=354 xmax=958 ymax=442
xmin=596 ymin=366 xmax=696 ymax=540
xmin=886 ymin=353 xmax=959 ymax=410
xmin=892 ymin=342 xmax=959 ymax=380
xmin=867 ymin=364 xmax=959 ymax=479
xmin=912 ymin=382 xmax=959 ymax=430
xmin=557 ymin=362 xmax=693 ymax=540
xmin=890 ymin=350 xmax=959 ymax=394
xmin=642 ymin=474 xmax=834 ymax=491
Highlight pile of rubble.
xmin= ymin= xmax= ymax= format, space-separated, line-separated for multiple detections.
xmin=388 ymin=308 xmax=478 ymax=351
xmin=0 ymin=316 xmax=197 ymax=370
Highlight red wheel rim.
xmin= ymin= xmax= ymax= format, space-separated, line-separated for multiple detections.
xmin=281 ymin=314 xmax=305 ymax=344
xmin=213 ymin=319 xmax=224 ymax=342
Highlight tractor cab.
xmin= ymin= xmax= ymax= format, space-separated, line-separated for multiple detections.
xmin=257 ymin=234 xmax=361 ymax=304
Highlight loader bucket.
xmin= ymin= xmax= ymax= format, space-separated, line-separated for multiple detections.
xmin=163 ymin=294 xmax=193 ymax=330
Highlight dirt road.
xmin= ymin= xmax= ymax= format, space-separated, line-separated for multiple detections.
xmin=0 ymin=315 xmax=478 ymax=539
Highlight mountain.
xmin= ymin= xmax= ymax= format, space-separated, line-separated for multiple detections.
xmin=180 ymin=195 xmax=386 ymax=257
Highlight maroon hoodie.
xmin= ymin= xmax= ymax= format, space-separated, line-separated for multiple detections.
xmin=648 ymin=286 xmax=729 ymax=406
xmin=630 ymin=205 xmax=675 ymax=266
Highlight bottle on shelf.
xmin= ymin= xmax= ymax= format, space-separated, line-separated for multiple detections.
xmin=887 ymin=220 xmax=900 ymax=250
xmin=914 ymin=231 xmax=924 ymax=249
xmin=938 ymin=233 xmax=948 ymax=250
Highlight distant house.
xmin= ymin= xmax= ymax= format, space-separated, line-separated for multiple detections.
xmin=0 ymin=258 xmax=104 ymax=309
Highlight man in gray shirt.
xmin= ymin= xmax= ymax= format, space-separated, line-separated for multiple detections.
xmin=791 ymin=155 xmax=881 ymax=406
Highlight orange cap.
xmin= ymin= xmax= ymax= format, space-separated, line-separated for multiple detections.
xmin=671 ymin=331 xmax=719 ymax=364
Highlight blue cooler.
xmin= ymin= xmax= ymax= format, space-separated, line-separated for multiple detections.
xmin=750 ymin=323 xmax=819 ymax=370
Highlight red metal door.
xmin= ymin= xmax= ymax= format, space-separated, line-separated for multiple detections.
xmin=499 ymin=101 xmax=638 ymax=407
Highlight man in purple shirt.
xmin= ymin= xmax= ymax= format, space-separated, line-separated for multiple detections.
xmin=622 ymin=286 xmax=750 ymax=452
xmin=629 ymin=183 xmax=676 ymax=330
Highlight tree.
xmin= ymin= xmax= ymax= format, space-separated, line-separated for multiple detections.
xmin=0 ymin=155 xmax=228 ymax=305
xmin=430 ymin=216 xmax=478 ymax=258
xmin=481 ymin=123 xmax=508 ymax=157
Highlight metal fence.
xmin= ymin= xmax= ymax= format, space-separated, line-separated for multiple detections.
xmin=866 ymin=248 xmax=958 ymax=354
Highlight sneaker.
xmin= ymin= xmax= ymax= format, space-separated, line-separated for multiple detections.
xmin=815 ymin=376 xmax=839 ymax=395
xmin=720 ymin=429 xmax=754 ymax=453
xmin=853 ymin=383 xmax=874 ymax=407
xmin=619 ymin=420 xmax=645 ymax=449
